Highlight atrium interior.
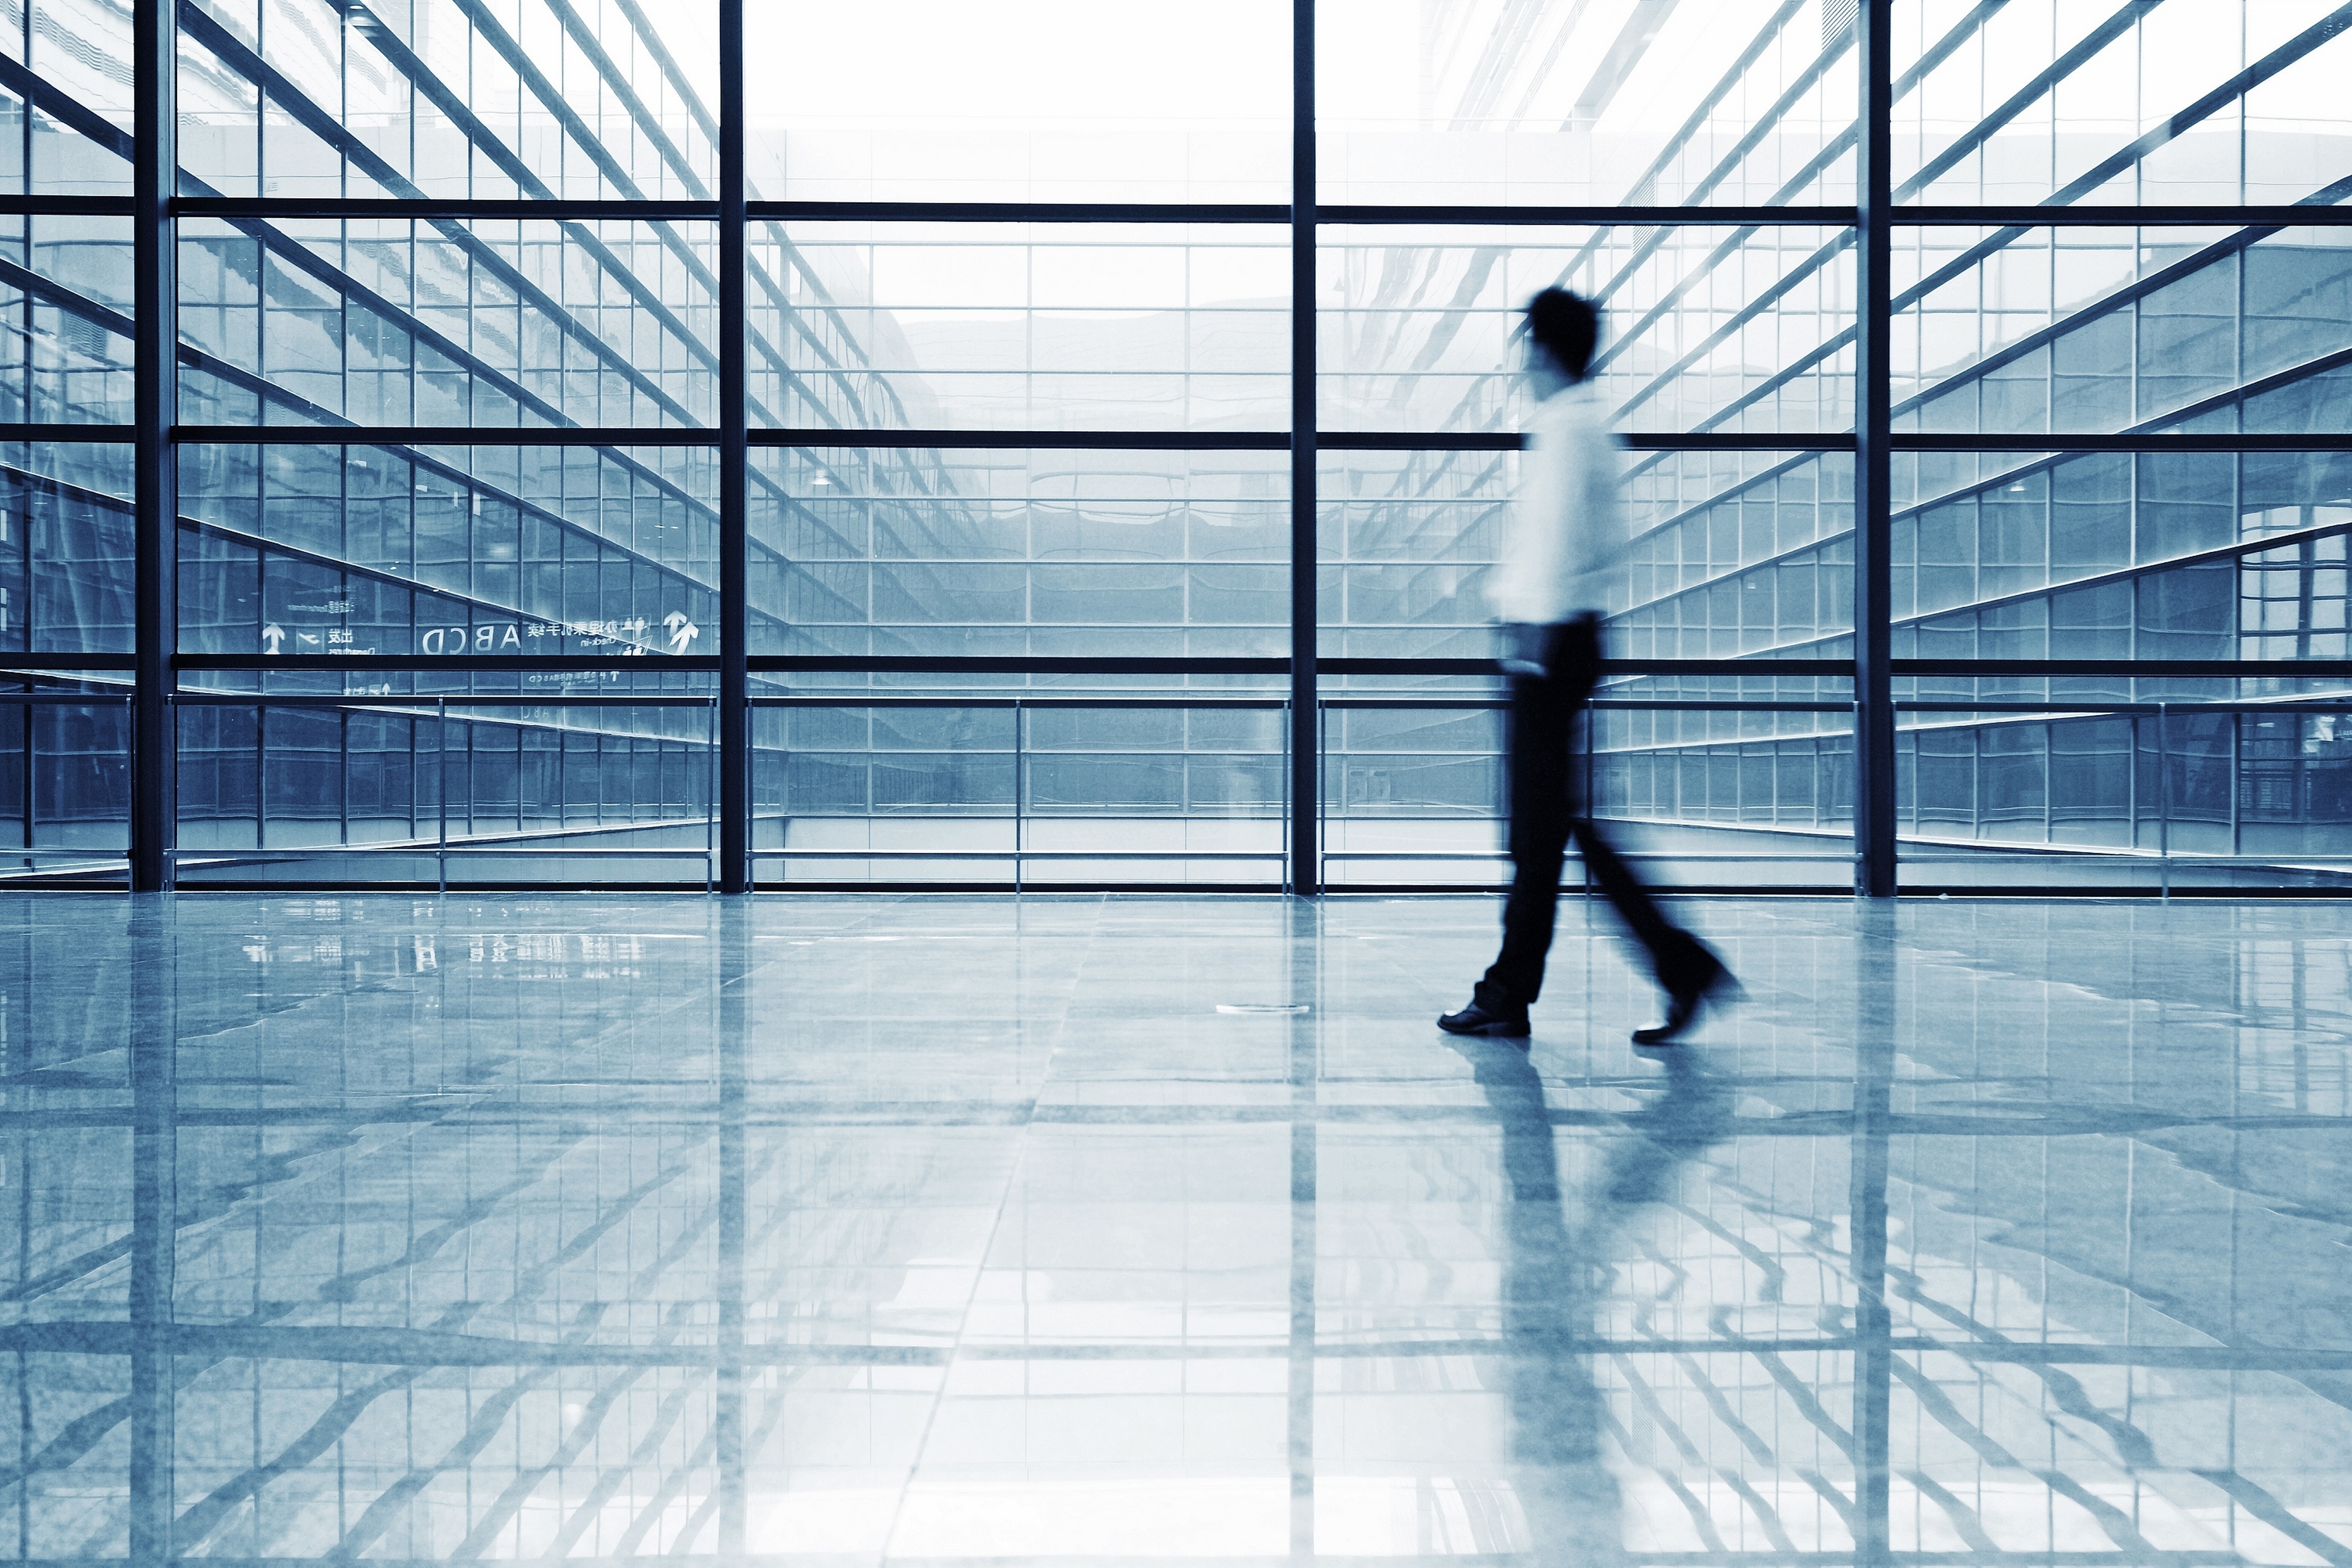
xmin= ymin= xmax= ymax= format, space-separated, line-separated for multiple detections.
xmin=0 ymin=0 xmax=2348 ymax=1561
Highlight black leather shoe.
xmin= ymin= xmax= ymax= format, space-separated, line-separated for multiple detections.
xmin=1438 ymin=998 xmax=1531 ymax=1038
xmin=1633 ymin=945 xmax=1737 ymax=1046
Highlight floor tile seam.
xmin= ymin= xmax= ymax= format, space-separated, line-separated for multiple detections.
xmin=763 ymin=890 xmax=920 ymax=938
xmin=837 ymin=893 xmax=1091 ymax=1561
xmin=867 ymin=898 xmax=1096 ymax=1554
xmin=874 ymin=1059 xmax=1050 ymax=1560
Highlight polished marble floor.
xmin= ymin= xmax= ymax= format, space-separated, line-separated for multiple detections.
xmin=0 ymin=891 xmax=2348 ymax=1564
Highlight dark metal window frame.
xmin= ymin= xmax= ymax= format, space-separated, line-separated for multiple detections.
xmin=0 ymin=0 xmax=2341 ymax=893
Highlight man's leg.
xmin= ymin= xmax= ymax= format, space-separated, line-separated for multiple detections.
xmin=1567 ymin=815 xmax=1713 ymax=993
xmin=1480 ymin=670 xmax=1575 ymax=1012
xmin=1552 ymin=626 xmax=1732 ymax=1022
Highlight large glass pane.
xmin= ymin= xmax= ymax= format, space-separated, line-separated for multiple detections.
xmin=176 ymin=0 xmax=717 ymax=200
xmin=1317 ymin=449 xmax=1515 ymax=662
xmin=1321 ymin=690 xmax=1856 ymax=890
xmin=1896 ymin=442 xmax=2352 ymax=889
xmin=0 ymin=440 xmax=132 ymax=655
xmin=29 ymin=696 xmax=128 ymax=852
xmin=1893 ymin=225 xmax=2352 ymax=435
xmin=1889 ymin=448 xmax=2352 ymax=673
xmin=752 ymin=445 xmax=1287 ymax=663
xmin=178 ymin=440 xmax=719 ymax=667
xmin=753 ymin=698 xmax=1285 ymax=887
xmin=1317 ymin=0 xmax=1857 ymax=207
xmin=1321 ymin=699 xmax=1502 ymax=887
xmin=0 ymin=215 xmax=132 ymax=424
xmin=175 ymin=698 xmax=717 ymax=884
xmin=1894 ymin=0 xmax=2352 ymax=205
xmin=6 ymin=0 xmax=134 ymax=196
xmin=1322 ymin=448 xmax=1855 ymax=660
xmin=1322 ymin=436 xmax=1855 ymax=889
xmin=753 ymin=223 xmax=1288 ymax=434
xmin=0 ymin=681 xmax=130 ymax=878
xmin=1323 ymin=224 xmax=1855 ymax=436
xmin=1895 ymin=703 xmax=2352 ymax=891
xmin=744 ymin=1 xmax=1287 ymax=203
xmin=179 ymin=218 xmax=719 ymax=429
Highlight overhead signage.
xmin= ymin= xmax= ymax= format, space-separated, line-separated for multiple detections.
xmin=260 ymin=612 xmax=701 ymax=657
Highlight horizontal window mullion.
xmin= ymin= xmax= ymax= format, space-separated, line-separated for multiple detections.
xmin=751 ymin=429 xmax=1287 ymax=451
xmin=753 ymin=432 xmax=1864 ymax=452
xmin=1897 ymin=701 xmax=2352 ymax=713
xmin=1322 ymin=432 xmax=1856 ymax=452
xmin=149 ymin=203 xmax=2352 ymax=227
xmin=170 ymin=198 xmax=719 ymax=220
xmin=0 ymin=424 xmax=136 ymax=443
xmin=1895 ymin=434 xmax=2352 ymax=452
xmin=160 ymin=657 xmax=2352 ymax=683
xmin=746 ymin=696 xmax=1288 ymax=708
xmin=143 ymin=202 xmax=2352 ymax=227
xmin=161 ymin=426 xmax=2347 ymax=459
xmin=0 ymin=655 xmax=137 ymax=671
xmin=1317 ymin=206 xmax=1858 ymax=227
xmin=752 ymin=657 xmax=1283 ymax=675
xmin=163 ymin=656 xmax=1857 ymax=677
xmin=171 ymin=692 xmax=715 ymax=707
xmin=1894 ymin=204 xmax=2352 ymax=226
xmin=0 ymin=195 xmax=135 ymax=216
xmin=1895 ymin=661 xmax=2352 ymax=679
xmin=171 ymin=426 xmax=717 ymax=447
xmin=176 ymin=655 xmax=722 ymax=673
xmin=750 ymin=201 xmax=1289 ymax=224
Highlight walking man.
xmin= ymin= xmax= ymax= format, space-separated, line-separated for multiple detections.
xmin=1439 ymin=288 xmax=1735 ymax=1046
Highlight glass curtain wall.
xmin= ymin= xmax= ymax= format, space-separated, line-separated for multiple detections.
xmin=1 ymin=0 xmax=2347 ymax=890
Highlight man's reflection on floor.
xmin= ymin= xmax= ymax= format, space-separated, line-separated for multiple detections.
xmin=1441 ymin=1037 xmax=1733 ymax=1568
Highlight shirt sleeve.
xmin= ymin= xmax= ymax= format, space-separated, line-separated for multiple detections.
xmin=1566 ymin=421 xmax=1627 ymax=615
xmin=1489 ymin=416 xmax=1571 ymax=623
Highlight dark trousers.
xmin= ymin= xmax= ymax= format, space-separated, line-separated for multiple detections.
xmin=1481 ymin=617 xmax=1702 ymax=1010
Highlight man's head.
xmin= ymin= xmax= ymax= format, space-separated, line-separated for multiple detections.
xmin=1524 ymin=287 xmax=1599 ymax=383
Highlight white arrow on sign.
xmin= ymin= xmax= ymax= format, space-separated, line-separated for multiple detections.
xmin=663 ymin=611 xmax=699 ymax=655
xmin=261 ymin=622 xmax=286 ymax=655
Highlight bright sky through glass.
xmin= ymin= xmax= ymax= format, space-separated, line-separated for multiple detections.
xmin=745 ymin=0 xmax=1290 ymax=202
xmin=1318 ymin=0 xmax=1777 ymax=134
xmin=748 ymin=0 xmax=1290 ymax=124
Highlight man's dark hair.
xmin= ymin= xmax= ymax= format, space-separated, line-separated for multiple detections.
xmin=1525 ymin=287 xmax=1599 ymax=381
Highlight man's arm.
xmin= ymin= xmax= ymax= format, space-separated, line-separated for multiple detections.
xmin=1490 ymin=404 xmax=1574 ymax=626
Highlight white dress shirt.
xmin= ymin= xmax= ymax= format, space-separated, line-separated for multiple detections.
xmin=1486 ymin=381 xmax=1626 ymax=626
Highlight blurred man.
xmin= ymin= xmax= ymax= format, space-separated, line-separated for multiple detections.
xmin=1439 ymin=288 xmax=1735 ymax=1046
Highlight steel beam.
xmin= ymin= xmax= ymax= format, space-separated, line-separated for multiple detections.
xmin=131 ymin=0 xmax=176 ymax=891
xmin=1290 ymin=0 xmax=1319 ymax=897
xmin=1853 ymin=0 xmax=1897 ymax=898
xmin=719 ymin=0 xmax=750 ymax=893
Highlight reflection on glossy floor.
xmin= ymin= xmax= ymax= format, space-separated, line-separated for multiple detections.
xmin=3 ymin=892 xmax=2350 ymax=1564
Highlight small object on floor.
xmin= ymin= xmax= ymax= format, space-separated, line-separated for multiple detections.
xmin=1438 ymin=996 xmax=1531 ymax=1039
xmin=1633 ymin=945 xmax=1737 ymax=1046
